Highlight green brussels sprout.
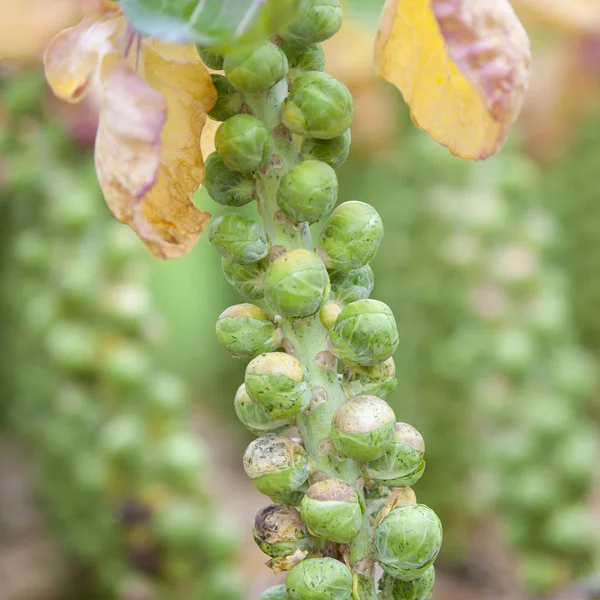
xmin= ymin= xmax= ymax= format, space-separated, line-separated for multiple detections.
xmin=224 ymin=41 xmax=288 ymax=92
xmin=283 ymin=42 xmax=326 ymax=80
xmin=318 ymin=202 xmax=384 ymax=271
xmin=99 ymin=341 xmax=151 ymax=388
xmin=46 ymin=321 xmax=97 ymax=373
xmin=300 ymin=479 xmax=362 ymax=543
xmin=365 ymin=423 xmax=426 ymax=488
xmin=553 ymin=427 xmax=597 ymax=487
xmin=492 ymin=328 xmax=536 ymax=374
xmin=153 ymin=500 xmax=206 ymax=548
xmin=253 ymin=504 xmax=312 ymax=558
xmin=331 ymin=395 xmax=396 ymax=462
xmin=222 ymin=257 xmax=269 ymax=299
xmin=544 ymin=505 xmax=598 ymax=554
xmin=329 ymin=299 xmax=399 ymax=366
xmin=204 ymin=153 xmax=255 ymax=207
xmin=194 ymin=566 xmax=244 ymax=600
xmin=343 ymin=358 xmax=398 ymax=399
xmin=264 ymin=250 xmax=330 ymax=318
xmin=208 ymin=74 xmax=243 ymax=122
xmin=498 ymin=467 xmax=564 ymax=513
xmin=198 ymin=48 xmax=224 ymax=70
xmin=216 ymin=304 xmax=283 ymax=359
xmin=286 ymin=557 xmax=353 ymax=600
xmin=194 ymin=516 xmax=240 ymax=560
xmin=301 ymin=129 xmax=351 ymax=169
xmin=209 ymin=214 xmax=269 ymax=264
xmin=143 ymin=373 xmax=188 ymax=421
xmin=379 ymin=567 xmax=435 ymax=600
xmin=152 ymin=434 xmax=207 ymax=490
xmin=282 ymin=72 xmax=353 ymax=140
xmin=243 ymin=434 xmax=310 ymax=496
xmin=100 ymin=415 xmax=145 ymax=469
xmin=261 ymin=585 xmax=288 ymax=600
xmin=329 ymin=265 xmax=374 ymax=305
xmin=234 ymin=383 xmax=293 ymax=436
xmin=280 ymin=0 xmax=343 ymax=45
xmin=215 ymin=114 xmax=274 ymax=172
xmin=374 ymin=504 xmax=443 ymax=581
xmin=277 ymin=160 xmax=338 ymax=223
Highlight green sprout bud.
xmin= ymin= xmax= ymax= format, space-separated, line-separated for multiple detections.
xmin=380 ymin=567 xmax=436 ymax=600
xmin=208 ymin=74 xmax=243 ymax=122
xmin=281 ymin=0 xmax=343 ymax=45
xmin=222 ymin=257 xmax=268 ymax=299
xmin=243 ymin=434 xmax=310 ymax=496
xmin=329 ymin=265 xmax=374 ymax=305
xmin=282 ymin=72 xmax=353 ymax=140
xmin=261 ymin=585 xmax=288 ymax=600
xmin=331 ymin=395 xmax=396 ymax=462
xmin=215 ymin=114 xmax=274 ymax=172
xmin=198 ymin=48 xmax=224 ymax=70
xmin=209 ymin=214 xmax=269 ymax=264
xmin=253 ymin=504 xmax=312 ymax=558
xmin=234 ymin=383 xmax=292 ymax=436
xmin=217 ymin=304 xmax=283 ymax=359
xmin=365 ymin=423 xmax=426 ymax=488
xmin=374 ymin=504 xmax=443 ymax=581
xmin=365 ymin=484 xmax=392 ymax=520
xmin=344 ymin=358 xmax=398 ymax=399
xmin=301 ymin=129 xmax=351 ymax=169
xmin=264 ymin=250 xmax=330 ymax=318
xmin=204 ymin=153 xmax=255 ymax=207
xmin=245 ymin=352 xmax=311 ymax=420
xmin=286 ymin=557 xmax=353 ymax=600
xmin=300 ymin=479 xmax=362 ymax=543
xmin=330 ymin=299 xmax=399 ymax=366
xmin=320 ymin=301 xmax=343 ymax=329
xmin=318 ymin=201 xmax=384 ymax=271
xmin=283 ymin=42 xmax=326 ymax=80
xmin=277 ymin=160 xmax=338 ymax=224
xmin=224 ymin=41 xmax=288 ymax=92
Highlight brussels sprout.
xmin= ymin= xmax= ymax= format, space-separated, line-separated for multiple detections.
xmin=215 ymin=114 xmax=274 ymax=172
xmin=153 ymin=500 xmax=206 ymax=548
xmin=300 ymin=479 xmax=362 ymax=543
xmin=245 ymin=352 xmax=311 ymax=420
xmin=253 ymin=504 xmax=313 ymax=558
xmin=209 ymin=214 xmax=269 ymax=264
xmin=286 ymin=557 xmax=353 ymax=600
xmin=329 ymin=265 xmax=374 ymax=305
xmin=544 ymin=505 xmax=598 ymax=554
xmin=224 ymin=41 xmax=288 ymax=92
xmin=343 ymin=358 xmax=398 ymax=399
xmin=217 ymin=304 xmax=283 ymax=359
xmin=99 ymin=341 xmax=151 ymax=388
xmin=280 ymin=0 xmax=343 ymax=45
xmin=261 ymin=585 xmax=288 ymax=600
xmin=374 ymin=504 xmax=443 ymax=581
xmin=277 ymin=160 xmax=338 ymax=224
xmin=553 ymin=427 xmax=598 ymax=487
xmin=100 ymin=415 xmax=145 ymax=468
xmin=331 ymin=396 xmax=396 ymax=462
xmin=143 ymin=373 xmax=188 ymax=420
xmin=46 ymin=321 xmax=97 ymax=373
xmin=222 ymin=257 xmax=269 ymax=300
xmin=208 ymin=74 xmax=243 ymax=122
xmin=318 ymin=202 xmax=384 ymax=271
xmin=243 ymin=434 xmax=310 ymax=496
xmin=204 ymin=153 xmax=255 ymax=207
xmin=301 ymin=129 xmax=351 ymax=169
xmin=198 ymin=48 xmax=224 ymax=70
xmin=152 ymin=434 xmax=207 ymax=490
xmin=234 ymin=383 xmax=293 ymax=436
xmin=320 ymin=301 xmax=343 ymax=329
xmin=329 ymin=299 xmax=399 ymax=366
xmin=365 ymin=423 xmax=426 ymax=487
xmin=282 ymin=72 xmax=353 ymax=140
xmin=379 ymin=567 xmax=436 ymax=600
xmin=283 ymin=42 xmax=326 ymax=80
xmin=264 ymin=250 xmax=330 ymax=318
xmin=498 ymin=467 xmax=564 ymax=513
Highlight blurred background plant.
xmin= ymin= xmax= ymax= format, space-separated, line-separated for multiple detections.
xmin=1 ymin=1 xmax=600 ymax=600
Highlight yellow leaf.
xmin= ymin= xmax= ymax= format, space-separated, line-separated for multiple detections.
xmin=375 ymin=0 xmax=532 ymax=159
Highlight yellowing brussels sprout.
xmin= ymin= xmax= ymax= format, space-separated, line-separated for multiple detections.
xmin=343 ymin=358 xmax=397 ymax=399
xmin=379 ymin=567 xmax=436 ymax=600
xmin=318 ymin=201 xmax=384 ymax=271
xmin=234 ymin=383 xmax=292 ymax=436
xmin=198 ymin=48 xmax=224 ymax=70
xmin=243 ymin=434 xmax=310 ymax=496
xmin=208 ymin=74 xmax=243 ymax=122
xmin=245 ymin=352 xmax=311 ymax=420
xmin=264 ymin=249 xmax=330 ymax=318
xmin=301 ymin=129 xmax=351 ymax=169
xmin=209 ymin=214 xmax=269 ymax=264
xmin=329 ymin=265 xmax=374 ymax=305
xmin=286 ymin=557 xmax=353 ymax=600
xmin=331 ymin=395 xmax=396 ymax=462
xmin=300 ymin=479 xmax=362 ymax=543
xmin=222 ymin=257 xmax=269 ymax=300
xmin=280 ymin=0 xmax=343 ymax=45
xmin=374 ymin=504 xmax=443 ymax=581
xmin=261 ymin=584 xmax=288 ymax=600
xmin=282 ymin=72 xmax=353 ymax=140
xmin=224 ymin=41 xmax=288 ymax=92
xmin=253 ymin=504 xmax=313 ymax=558
xmin=216 ymin=114 xmax=274 ymax=173
xmin=283 ymin=42 xmax=326 ymax=81
xmin=204 ymin=153 xmax=255 ymax=207
xmin=365 ymin=423 xmax=426 ymax=488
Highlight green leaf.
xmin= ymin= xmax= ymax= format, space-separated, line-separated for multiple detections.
xmin=121 ymin=0 xmax=305 ymax=50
